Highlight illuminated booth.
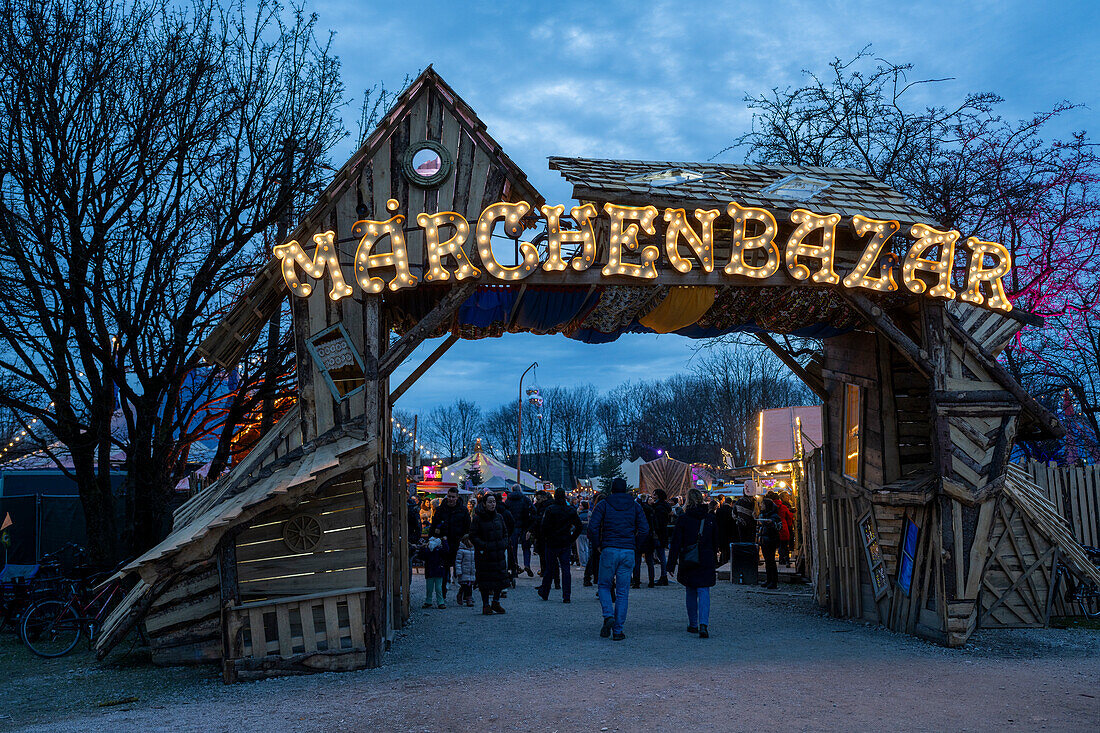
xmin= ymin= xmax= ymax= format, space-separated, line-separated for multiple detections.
xmin=96 ymin=67 xmax=1100 ymax=682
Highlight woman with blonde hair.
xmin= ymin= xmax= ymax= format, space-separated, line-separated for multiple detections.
xmin=667 ymin=488 xmax=718 ymax=638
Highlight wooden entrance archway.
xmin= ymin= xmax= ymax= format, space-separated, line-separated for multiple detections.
xmin=97 ymin=68 xmax=1100 ymax=682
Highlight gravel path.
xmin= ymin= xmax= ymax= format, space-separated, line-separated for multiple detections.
xmin=18 ymin=572 xmax=1100 ymax=732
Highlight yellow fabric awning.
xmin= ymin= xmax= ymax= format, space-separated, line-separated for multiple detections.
xmin=638 ymin=286 xmax=716 ymax=333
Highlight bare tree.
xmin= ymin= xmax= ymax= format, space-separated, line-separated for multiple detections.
xmin=0 ymin=0 xmax=345 ymax=563
xmin=731 ymin=46 xmax=1100 ymax=461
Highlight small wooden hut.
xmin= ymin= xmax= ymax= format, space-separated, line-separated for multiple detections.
xmin=94 ymin=67 xmax=1100 ymax=682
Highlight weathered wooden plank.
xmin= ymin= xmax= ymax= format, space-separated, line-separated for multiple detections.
xmin=347 ymin=592 xmax=366 ymax=649
xmin=238 ymin=567 xmax=369 ymax=599
xmin=323 ymin=596 xmax=342 ymax=649
xmin=276 ymin=603 xmax=293 ymax=657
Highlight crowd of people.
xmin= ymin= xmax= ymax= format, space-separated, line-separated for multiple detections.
xmin=407 ymin=482 xmax=799 ymax=639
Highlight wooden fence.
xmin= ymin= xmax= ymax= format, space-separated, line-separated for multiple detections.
xmin=1019 ymin=460 xmax=1100 ymax=549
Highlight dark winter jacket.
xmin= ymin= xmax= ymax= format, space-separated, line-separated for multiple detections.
xmin=407 ymin=498 xmax=422 ymax=540
xmin=470 ymin=506 xmax=510 ymax=591
xmin=667 ymin=504 xmax=718 ymax=588
xmin=758 ymin=501 xmax=781 ymax=546
xmin=715 ymin=502 xmax=735 ymax=548
xmin=430 ymin=499 xmax=471 ymax=544
xmin=540 ymin=502 xmax=584 ymax=548
xmin=732 ymin=499 xmax=757 ymax=543
xmin=587 ymin=493 xmax=650 ymax=551
xmin=636 ymin=499 xmax=656 ymax=552
xmin=419 ymin=537 xmax=450 ymax=578
xmin=651 ymin=499 xmax=672 ymax=547
xmin=504 ymin=492 xmax=536 ymax=532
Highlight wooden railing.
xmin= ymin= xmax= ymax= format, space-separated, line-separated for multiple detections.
xmin=223 ymin=586 xmax=375 ymax=681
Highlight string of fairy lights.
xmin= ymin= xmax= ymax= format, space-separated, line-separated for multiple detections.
xmin=391 ymin=416 xmax=444 ymax=465
xmin=0 ymin=401 xmax=55 ymax=466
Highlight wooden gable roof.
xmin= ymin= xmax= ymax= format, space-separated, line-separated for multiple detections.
xmin=199 ymin=66 xmax=543 ymax=369
xmin=548 ymin=157 xmax=936 ymax=229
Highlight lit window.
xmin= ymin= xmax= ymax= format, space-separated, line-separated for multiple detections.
xmin=843 ymin=383 xmax=861 ymax=479
xmin=626 ymin=168 xmax=706 ymax=188
xmin=761 ymin=174 xmax=832 ymax=201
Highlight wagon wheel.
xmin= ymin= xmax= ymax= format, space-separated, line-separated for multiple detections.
xmin=283 ymin=513 xmax=323 ymax=553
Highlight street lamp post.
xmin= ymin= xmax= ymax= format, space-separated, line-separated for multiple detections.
xmin=517 ymin=362 xmax=538 ymax=488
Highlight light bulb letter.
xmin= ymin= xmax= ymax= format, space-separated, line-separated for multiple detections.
xmin=273 ymin=230 xmax=353 ymax=300
xmin=475 ymin=201 xmax=540 ymax=281
xmin=601 ymin=203 xmax=659 ymax=279
xmin=352 ymin=215 xmax=418 ymax=293
xmin=960 ymin=237 xmax=1012 ymax=312
xmin=784 ymin=209 xmax=841 ymax=284
xmin=417 ymin=211 xmax=479 ymax=282
xmin=663 ymin=208 xmax=718 ymax=273
xmin=725 ymin=202 xmax=780 ymax=279
xmin=842 ymin=215 xmax=900 ymax=293
xmin=903 ymin=223 xmax=959 ymax=299
xmin=540 ymin=203 xmax=598 ymax=272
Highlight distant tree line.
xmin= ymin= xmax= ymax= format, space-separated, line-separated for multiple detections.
xmin=394 ymin=344 xmax=813 ymax=488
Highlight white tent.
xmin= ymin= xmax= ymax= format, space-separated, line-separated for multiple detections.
xmin=440 ymin=448 xmax=541 ymax=492
xmin=619 ymin=457 xmax=644 ymax=488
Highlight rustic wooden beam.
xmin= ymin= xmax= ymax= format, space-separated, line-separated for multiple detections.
xmin=378 ymin=282 xmax=475 ymax=378
xmin=389 ymin=333 xmax=459 ymax=403
xmin=754 ymin=333 xmax=828 ymax=401
xmin=942 ymin=311 xmax=1065 ymax=438
xmin=838 ymin=291 xmax=933 ymax=378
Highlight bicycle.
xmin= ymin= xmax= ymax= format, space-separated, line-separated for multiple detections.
xmin=19 ymin=570 xmax=126 ymax=657
xmin=1053 ymin=545 xmax=1100 ymax=618
xmin=0 ymin=545 xmax=73 ymax=632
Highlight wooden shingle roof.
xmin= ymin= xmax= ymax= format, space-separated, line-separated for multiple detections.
xmin=548 ymin=157 xmax=936 ymax=228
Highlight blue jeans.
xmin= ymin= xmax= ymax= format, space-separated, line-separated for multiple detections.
xmin=598 ymin=547 xmax=635 ymax=634
xmin=511 ymin=528 xmax=532 ymax=571
xmin=686 ymin=586 xmax=710 ymax=627
xmin=539 ymin=545 xmax=572 ymax=600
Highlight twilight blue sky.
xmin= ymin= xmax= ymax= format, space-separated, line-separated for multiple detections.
xmin=311 ymin=0 xmax=1099 ymax=422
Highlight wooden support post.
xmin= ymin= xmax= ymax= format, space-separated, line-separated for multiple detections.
xmin=389 ymin=333 xmax=460 ymax=403
xmin=217 ymin=534 xmax=241 ymax=684
xmin=754 ymin=333 xmax=828 ymax=401
xmin=378 ymin=282 xmax=475 ymax=377
xmin=839 ymin=291 xmax=933 ymax=378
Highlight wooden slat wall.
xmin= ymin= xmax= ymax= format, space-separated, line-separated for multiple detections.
xmin=144 ymin=561 xmax=223 ymax=665
xmin=1022 ymin=460 xmax=1100 ymax=549
xmin=235 ymin=473 xmax=367 ymax=600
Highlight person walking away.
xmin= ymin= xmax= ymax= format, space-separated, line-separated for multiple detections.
xmin=583 ymin=494 xmax=604 ymax=587
xmin=430 ymin=487 xmax=471 ymax=600
xmin=588 ymin=477 xmax=649 ymax=641
xmin=767 ymin=491 xmax=794 ymax=566
xmin=504 ymin=490 xmax=536 ymax=578
xmin=731 ymin=496 xmax=758 ymax=585
xmin=758 ymin=498 xmax=782 ymax=589
xmin=667 ymin=488 xmax=717 ymax=638
xmin=714 ymin=497 xmax=735 ymax=568
xmin=631 ymin=494 xmax=657 ymax=588
xmin=470 ymin=492 xmax=510 ymax=614
xmin=650 ymin=490 xmax=671 ymax=585
xmin=531 ymin=491 xmax=559 ymax=588
xmin=576 ymin=501 xmax=591 ymax=568
xmin=453 ymin=535 xmax=476 ymax=607
xmin=420 ymin=528 xmax=449 ymax=609
xmin=537 ymin=488 xmax=584 ymax=603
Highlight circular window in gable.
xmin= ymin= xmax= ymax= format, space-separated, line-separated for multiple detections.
xmin=400 ymin=140 xmax=453 ymax=188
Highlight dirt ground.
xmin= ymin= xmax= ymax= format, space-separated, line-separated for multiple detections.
xmin=7 ymin=572 xmax=1100 ymax=732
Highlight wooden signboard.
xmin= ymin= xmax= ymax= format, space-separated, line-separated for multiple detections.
xmin=859 ymin=511 xmax=889 ymax=600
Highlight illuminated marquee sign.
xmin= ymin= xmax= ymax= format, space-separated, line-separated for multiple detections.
xmin=274 ymin=198 xmax=1013 ymax=312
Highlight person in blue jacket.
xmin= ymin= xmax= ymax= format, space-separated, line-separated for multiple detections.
xmin=587 ymin=477 xmax=649 ymax=641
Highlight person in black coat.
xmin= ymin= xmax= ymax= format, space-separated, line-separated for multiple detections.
xmin=758 ymin=498 xmax=781 ymax=589
xmin=730 ymin=495 xmax=759 ymax=585
xmin=714 ymin=497 xmax=735 ymax=568
xmin=504 ymin=490 xmax=537 ymax=577
xmin=470 ymin=492 xmax=510 ymax=614
xmin=430 ymin=487 xmax=471 ymax=597
xmin=666 ymin=488 xmax=718 ymax=638
xmin=650 ymin=490 xmax=672 ymax=585
xmin=537 ymin=488 xmax=584 ymax=603
xmin=631 ymin=495 xmax=658 ymax=588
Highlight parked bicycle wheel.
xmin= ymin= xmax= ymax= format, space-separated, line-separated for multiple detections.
xmin=20 ymin=599 xmax=83 ymax=658
xmin=1081 ymin=586 xmax=1100 ymax=618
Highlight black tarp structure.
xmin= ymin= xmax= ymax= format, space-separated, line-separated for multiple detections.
xmin=0 ymin=471 xmax=127 ymax=564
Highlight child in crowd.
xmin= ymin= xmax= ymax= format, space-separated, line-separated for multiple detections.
xmin=453 ymin=534 xmax=476 ymax=607
xmin=420 ymin=527 xmax=449 ymax=609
